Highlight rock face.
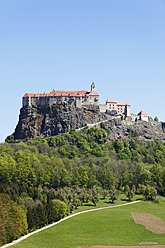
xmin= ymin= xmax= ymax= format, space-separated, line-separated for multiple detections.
xmin=104 ymin=119 xmax=165 ymax=142
xmin=13 ymin=103 xmax=111 ymax=141
xmin=13 ymin=102 xmax=165 ymax=142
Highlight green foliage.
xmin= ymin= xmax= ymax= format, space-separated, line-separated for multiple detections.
xmin=5 ymin=134 xmax=14 ymax=143
xmin=0 ymin=194 xmax=28 ymax=245
xmin=77 ymin=166 xmax=89 ymax=187
xmin=90 ymin=186 xmax=99 ymax=206
xmin=8 ymin=198 xmax=165 ymax=248
xmin=1 ymin=126 xmax=165 ymax=243
xmin=124 ymin=185 xmax=135 ymax=201
xmin=109 ymin=187 xmax=119 ymax=203
xmin=154 ymin=116 xmax=159 ymax=121
xmin=143 ymin=186 xmax=157 ymax=201
xmin=51 ymin=199 xmax=67 ymax=221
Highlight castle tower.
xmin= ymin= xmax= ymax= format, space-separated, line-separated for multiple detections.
xmin=91 ymin=82 xmax=95 ymax=91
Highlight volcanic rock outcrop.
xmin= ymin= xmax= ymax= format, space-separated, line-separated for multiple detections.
xmin=104 ymin=119 xmax=165 ymax=142
xmin=13 ymin=102 xmax=165 ymax=142
xmin=13 ymin=103 xmax=111 ymax=141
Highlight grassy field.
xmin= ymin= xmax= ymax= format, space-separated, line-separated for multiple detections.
xmin=11 ymin=196 xmax=165 ymax=248
xmin=72 ymin=193 xmax=143 ymax=213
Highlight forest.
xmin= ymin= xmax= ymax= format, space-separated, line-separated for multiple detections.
xmin=1 ymin=125 xmax=165 ymax=245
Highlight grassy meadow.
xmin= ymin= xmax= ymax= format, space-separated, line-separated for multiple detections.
xmin=10 ymin=196 xmax=165 ymax=248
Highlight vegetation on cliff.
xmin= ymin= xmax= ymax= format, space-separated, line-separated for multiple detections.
xmin=1 ymin=126 xmax=165 ymax=244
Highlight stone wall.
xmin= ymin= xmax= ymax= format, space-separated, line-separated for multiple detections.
xmin=99 ymin=104 xmax=107 ymax=112
xmin=23 ymin=94 xmax=99 ymax=109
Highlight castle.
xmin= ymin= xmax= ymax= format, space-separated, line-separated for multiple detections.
xmin=23 ymin=82 xmax=99 ymax=109
xmin=23 ymin=82 xmax=148 ymax=121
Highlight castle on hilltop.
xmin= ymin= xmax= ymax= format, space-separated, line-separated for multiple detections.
xmin=23 ymin=82 xmax=148 ymax=121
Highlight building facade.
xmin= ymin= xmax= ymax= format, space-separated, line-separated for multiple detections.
xmin=137 ymin=110 xmax=149 ymax=122
xmin=100 ymin=99 xmax=131 ymax=117
xmin=23 ymin=82 xmax=99 ymax=108
xmin=23 ymin=82 xmax=149 ymax=120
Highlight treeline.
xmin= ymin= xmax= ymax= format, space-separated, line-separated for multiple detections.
xmin=1 ymin=126 xmax=165 ymax=244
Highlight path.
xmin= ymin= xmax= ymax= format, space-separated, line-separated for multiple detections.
xmin=1 ymin=200 xmax=142 ymax=248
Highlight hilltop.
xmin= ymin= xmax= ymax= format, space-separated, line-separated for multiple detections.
xmin=12 ymin=101 xmax=165 ymax=142
xmin=6 ymin=82 xmax=164 ymax=142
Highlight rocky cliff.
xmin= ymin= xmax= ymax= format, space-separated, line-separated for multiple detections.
xmin=13 ymin=102 xmax=165 ymax=142
xmin=104 ymin=119 xmax=165 ymax=142
xmin=13 ymin=103 xmax=111 ymax=141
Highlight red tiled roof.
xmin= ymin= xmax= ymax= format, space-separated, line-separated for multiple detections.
xmin=23 ymin=90 xmax=99 ymax=98
xmin=117 ymin=101 xmax=130 ymax=106
xmin=137 ymin=110 xmax=148 ymax=116
xmin=106 ymin=99 xmax=117 ymax=103
xmin=87 ymin=91 xmax=99 ymax=96
xmin=23 ymin=93 xmax=47 ymax=97
xmin=106 ymin=99 xmax=130 ymax=106
xmin=49 ymin=90 xmax=89 ymax=97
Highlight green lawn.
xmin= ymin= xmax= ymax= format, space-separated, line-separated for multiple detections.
xmin=11 ymin=196 xmax=165 ymax=248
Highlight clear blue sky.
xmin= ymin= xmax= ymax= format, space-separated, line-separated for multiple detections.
xmin=0 ymin=0 xmax=165 ymax=142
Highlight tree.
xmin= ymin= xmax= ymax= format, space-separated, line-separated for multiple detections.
xmin=72 ymin=198 xmax=81 ymax=209
xmin=102 ymin=189 xmax=109 ymax=199
xmin=109 ymin=187 xmax=119 ymax=203
xmin=5 ymin=134 xmax=14 ymax=143
xmin=51 ymin=199 xmax=66 ymax=222
xmin=139 ymin=168 xmax=151 ymax=185
xmin=143 ymin=186 xmax=157 ymax=201
xmin=78 ymin=166 xmax=89 ymax=187
xmin=0 ymin=194 xmax=28 ymax=245
xmin=90 ymin=187 xmax=99 ymax=206
xmin=112 ymin=139 xmax=124 ymax=153
xmin=154 ymin=116 xmax=159 ymax=122
xmin=124 ymin=185 xmax=135 ymax=201
xmin=27 ymin=206 xmax=37 ymax=230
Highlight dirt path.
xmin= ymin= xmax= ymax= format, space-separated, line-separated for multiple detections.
xmin=1 ymin=200 xmax=142 ymax=248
